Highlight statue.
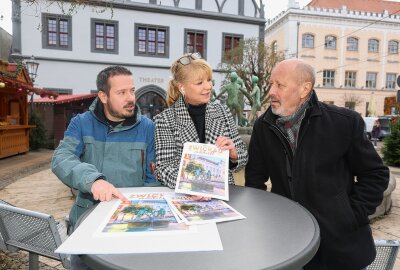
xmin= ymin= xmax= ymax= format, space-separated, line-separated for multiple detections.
xmin=211 ymin=79 xmax=217 ymax=102
xmin=236 ymin=78 xmax=248 ymax=126
xmin=216 ymin=72 xmax=247 ymax=125
xmin=249 ymin=75 xmax=261 ymax=125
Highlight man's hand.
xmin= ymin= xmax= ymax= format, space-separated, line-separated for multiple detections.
xmin=91 ymin=179 xmax=129 ymax=203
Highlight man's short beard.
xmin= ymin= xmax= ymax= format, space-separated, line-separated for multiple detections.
xmin=107 ymin=102 xmax=135 ymax=120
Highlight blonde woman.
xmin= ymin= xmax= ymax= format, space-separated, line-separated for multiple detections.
xmin=154 ymin=53 xmax=247 ymax=188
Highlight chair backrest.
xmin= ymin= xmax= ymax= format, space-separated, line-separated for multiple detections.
xmin=0 ymin=203 xmax=70 ymax=269
xmin=0 ymin=200 xmax=15 ymax=251
xmin=367 ymin=240 xmax=400 ymax=270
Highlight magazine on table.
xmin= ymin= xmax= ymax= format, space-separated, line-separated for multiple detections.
xmin=166 ymin=194 xmax=245 ymax=225
xmin=96 ymin=192 xmax=188 ymax=235
xmin=175 ymin=142 xmax=229 ymax=200
xmin=55 ymin=187 xmax=223 ymax=254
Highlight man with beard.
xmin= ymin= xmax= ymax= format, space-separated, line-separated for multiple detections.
xmin=245 ymin=59 xmax=389 ymax=270
xmin=52 ymin=66 xmax=159 ymax=232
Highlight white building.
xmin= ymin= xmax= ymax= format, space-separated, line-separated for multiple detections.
xmin=12 ymin=0 xmax=265 ymax=118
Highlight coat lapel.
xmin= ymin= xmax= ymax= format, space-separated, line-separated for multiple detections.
xmin=205 ymin=103 xmax=226 ymax=144
xmin=174 ymin=97 xmax=199 ymax=143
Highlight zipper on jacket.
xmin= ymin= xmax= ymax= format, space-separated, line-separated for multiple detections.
xmin=141 ymin=150 xmax=145 ymax=181
xmin=270 ymin=125 xmax=296 ymax=199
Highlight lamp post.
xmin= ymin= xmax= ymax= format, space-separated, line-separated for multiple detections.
xmin=25 ymin=55 xmax=39 ymax=115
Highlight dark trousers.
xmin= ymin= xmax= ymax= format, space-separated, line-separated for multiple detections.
xmin=71 ymin=255 xmax=93 ymax=270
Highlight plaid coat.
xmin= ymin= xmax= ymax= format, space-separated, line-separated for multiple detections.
xmin=154 ymin=97 xmax=248 ymax=188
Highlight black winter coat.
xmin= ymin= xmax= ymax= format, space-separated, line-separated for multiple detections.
xmin=245 ymin=91 xmax=389 ymax=270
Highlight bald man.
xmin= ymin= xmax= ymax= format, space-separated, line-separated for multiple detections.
xmin=245 ymin=59 xmax=389 ymax=270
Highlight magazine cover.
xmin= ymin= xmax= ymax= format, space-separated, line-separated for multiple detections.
xmin=99 ymin=192 xmax=188 ymax=234
xmin=56 ymin=187 xmax=223 ymax=254
xmin=175 ymin=142 xmax=229 ymax=200
xmin=166 ymin=194 xmax=245 ymax=225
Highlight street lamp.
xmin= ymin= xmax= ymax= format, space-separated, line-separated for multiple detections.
xmin=25 ymin=55 xmax=39 ymax=83
xmin=25 ymin=55 xmax=39 ymax=114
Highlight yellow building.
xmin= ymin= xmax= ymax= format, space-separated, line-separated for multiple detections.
xmin=265 ymin=0 xmax=400 ymax=116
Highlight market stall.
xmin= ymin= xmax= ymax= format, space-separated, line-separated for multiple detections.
xmin=0 ymin=60 xmax=57 ymax=158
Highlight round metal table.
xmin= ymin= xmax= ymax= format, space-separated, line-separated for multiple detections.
xmin=77 ymin=185 xmax=320 ymax=270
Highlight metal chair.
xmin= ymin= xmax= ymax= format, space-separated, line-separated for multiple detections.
xmin=367 ymin=240 xmax=400 ymax=270
xmin=0 ymin=199 xmax=15 ymax=252
xmin=0 ymin=202 xmax=70 ymax=269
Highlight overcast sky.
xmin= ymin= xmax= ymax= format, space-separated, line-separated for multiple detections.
xmin=0 ymin=0 xmax=313 ymax=35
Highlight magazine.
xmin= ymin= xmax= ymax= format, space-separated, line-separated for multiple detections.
xmin=166 ymin=194 xmax=245 ymax=225
xmin=55 ymin=187 xmax=223 ymax=254
xmin=175 ymin=142 xmax=229 ymax=200
xmin=98 ymin=192 xmax=187 ymax=234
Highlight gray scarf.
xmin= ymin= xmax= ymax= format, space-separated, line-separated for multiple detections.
xmin=276 ymin=96 xmax=311 ymax=152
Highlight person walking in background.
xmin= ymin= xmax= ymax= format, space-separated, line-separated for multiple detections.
xmin=371 ymin=119 xmax=381 ymax=147
xmin=245 ymin=59 xmax=389 ymax=270
xmin=154 ymin=52 xmax=247 ymax=189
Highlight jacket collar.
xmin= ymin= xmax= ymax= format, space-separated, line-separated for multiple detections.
xmin=263 ymin=90 xmax=322 ymax=125
xmin=172 ymin=96 xmax=226 ymax=143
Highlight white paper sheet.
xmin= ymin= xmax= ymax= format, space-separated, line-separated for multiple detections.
xmin=56 ymin=187 xmax=223 ymax=254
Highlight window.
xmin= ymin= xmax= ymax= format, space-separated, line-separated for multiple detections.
xmin=347 ymin=37 xmax=358 ymax=51
xmin=386 ymin=73 xmax=397 ymax=89
xmin=222 ymin=33 xmax=243 ymax=63
xmin=323 ymin=70 xmax=335 ymax=87
xmin=345 ymin=71 xmax=357 ymax=88
xmin=271 ymin=41 xmax=278 ymax=54
xmin=366 ymin=72 xmax=377 ymax=88
xmin=323 ymin=101 xmax=334 ymax=105
xmin=91 ymin=19 xmax=118 ymax=54
xmin=135 ymin=24 xmax=169 ymax=57
xmin=325 ymin=35 xmax=337 ymax=49
xmin=302 ymin=34 xmax=314 ymax=48
xmin=345 ymin=102 xmax=355 ymax=110
xmin=388 ymin=40 xmax=399 ymax=54
xmin=184 ymin=29 xmax=207 ymax=58
xmin=42 ymin=13 xmax=72 ymax=50
xmin=368 ymin=39 xmax=379 ymax=53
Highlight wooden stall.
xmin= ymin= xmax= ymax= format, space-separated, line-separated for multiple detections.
xmin=32 ymin=94 xmax=97 ymax=148
xmin=0 ymin=61 xmax=57 ymax=158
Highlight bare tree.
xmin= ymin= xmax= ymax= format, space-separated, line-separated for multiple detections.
xmin=341 ymin=93 xmax=363 ymax=111
xmin=20 ymin=0 xmax=115 ymax=17
xmin=218 ymin=38 xmax=284 ymax=106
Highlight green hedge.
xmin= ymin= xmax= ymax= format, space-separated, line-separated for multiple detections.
xmin=382 ymin=118 xmax=400 ymax=167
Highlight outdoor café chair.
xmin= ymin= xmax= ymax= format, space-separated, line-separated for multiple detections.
xmin=0 ymin=199 xmax=15 ymax=251
xmin=367 ymin=239 xmax=400 ymax=270
xmin=0 ymin=201 xmax=71 ymax=269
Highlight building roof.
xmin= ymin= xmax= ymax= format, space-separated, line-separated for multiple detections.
xmin=307 ymin=0 xmax=400 ymax=14
xmin=0 ymin=61 xmax=58 ymax=99
xmin=32 ymin=94 xmax=97 ymax=104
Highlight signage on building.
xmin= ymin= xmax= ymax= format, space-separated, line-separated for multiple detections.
xmin=139 ymin=77 xmax=164 ymax=84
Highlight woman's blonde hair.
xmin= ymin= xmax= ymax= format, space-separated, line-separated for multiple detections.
xmin=167 ymin=54 xmax=213 ymax=106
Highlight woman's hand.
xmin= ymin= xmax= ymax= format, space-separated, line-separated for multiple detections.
xmin=215 ymin=136 xmax=238 ymax=161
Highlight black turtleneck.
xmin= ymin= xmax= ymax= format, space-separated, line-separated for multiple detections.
xmin=188 ymin=103 xmax=206 ymax=143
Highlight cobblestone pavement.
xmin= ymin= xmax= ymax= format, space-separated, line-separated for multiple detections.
xmin=0 ymin=143 xmax=399 ymax=269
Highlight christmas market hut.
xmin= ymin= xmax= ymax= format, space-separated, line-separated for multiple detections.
xmin=32 ymin=94 xmax=97 ymax=148
xmin=0 ymin=60 xmax=58 ymax=158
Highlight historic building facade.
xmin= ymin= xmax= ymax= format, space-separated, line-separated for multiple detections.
xmin=265 ymin=0 xmax=400 ymax=116
xmin=12 ymin=0 xmax=265 ymax=119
